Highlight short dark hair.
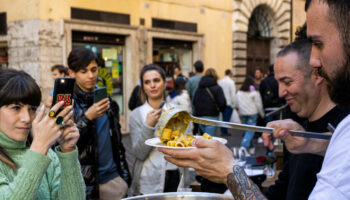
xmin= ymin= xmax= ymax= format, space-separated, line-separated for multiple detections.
xmin=294 ymin=23 xmax=307 ymax=41
xmin=194 ymin=60 xmax=204 ymax=73
xmin=0 ymin=69 xmax=41 ymax=107
xmin=51 ymin=65 xmax=68 ymax=76
xmin=269 ymin=64 xmax=274 ymax=73
xmin=277 ymin=39 xmax=312 ymax=77
xmin=225 ymin=69 xmax=232 ymax=76
xmin=67 ymin=47 xmax=97 ymax=72
xmin=174 ymin=66 xmax=181 ymax=71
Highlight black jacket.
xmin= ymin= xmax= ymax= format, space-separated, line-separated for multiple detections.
xmin=259 ymin=73 xmax=284 ymax=108
xmin=73 ymin=86 xmax=131 ymax=200
xmin=193 ymin=76 xmax=226 ymax=116
xmin=264 ymin=106 xmax=350 ymax=200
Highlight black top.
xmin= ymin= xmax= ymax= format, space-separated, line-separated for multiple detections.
xmin=265 ymin=105 xmax=350 ymax=200
xmin=259 ymin=73 xmax=285 ymax=109
xmin=193 ymin=76 xmax=226 ymax=116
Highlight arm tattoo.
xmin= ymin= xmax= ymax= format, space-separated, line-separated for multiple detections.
xmin=227 ymin=165 xmax=266 ymax=200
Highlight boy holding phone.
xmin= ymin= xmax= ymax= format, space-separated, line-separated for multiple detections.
xmin=67 ymin=47 xmax=131 ymax=200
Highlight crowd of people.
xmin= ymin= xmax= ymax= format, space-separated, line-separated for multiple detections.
xmin=1 ymin=0 xmax=350 ymax=199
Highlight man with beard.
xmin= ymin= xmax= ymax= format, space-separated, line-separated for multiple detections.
xmin=159 ymin=0 xmax=350 ymax=199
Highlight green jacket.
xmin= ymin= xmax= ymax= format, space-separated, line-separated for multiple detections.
xmin=0 ymin=131 xmax=85 ymax=200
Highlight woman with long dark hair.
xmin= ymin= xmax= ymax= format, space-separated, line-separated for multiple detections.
xmin=0 ymin=69 xmax=85 ymax=199
xmin=235 ymin=76 xmax=264 ymax=155
xmin=129 ymin=64 xmax=179 ymax=195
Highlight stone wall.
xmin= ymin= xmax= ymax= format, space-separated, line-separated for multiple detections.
xmin=232 ymin=0 xmax=291 ymax=86
xmin=7 ymin=19 xmax=62 ymax=101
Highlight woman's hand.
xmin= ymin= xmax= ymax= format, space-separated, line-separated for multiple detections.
xmin=145 ymin=109 xmax=162 ymax=127
xmin=85 ymin=98 xmax=110 ymax=120
xmin=58 ymin=120 xmax=80 ymax=153
xmin=30 ymin=102 xmax=73 ymax=155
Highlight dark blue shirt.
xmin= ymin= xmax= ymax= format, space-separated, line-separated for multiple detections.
xmin=74 ymin=86 xmax=119 ymax=184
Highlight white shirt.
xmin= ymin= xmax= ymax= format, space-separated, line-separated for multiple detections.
xmin=309 ymin=114 xmax=350 ymax=199
xmin=138 ymin=102 xmax=178 ymax=194
xmin=218 ymin=76 xmax=236 ymax=108
xmin=235 ymin=90 xmax=264 ymax=118
xmin=166 ymin=90 xmax=192 ymax=113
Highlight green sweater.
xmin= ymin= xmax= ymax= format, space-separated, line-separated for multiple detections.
xmin=0 ymin=131 xmax=85 ymax=200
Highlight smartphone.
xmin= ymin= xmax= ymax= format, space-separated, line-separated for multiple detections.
xmin=158 ymin=101 xmax=165 ymax=109
xmin=94 ymin=87 xmax=107 ymax=103
xmin=51 ymin=78 xmax=75 ymax=116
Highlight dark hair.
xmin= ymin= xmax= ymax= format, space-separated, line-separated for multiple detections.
xmin=306 ymin=0 xmax=350 ymax=106
xmin=172 ymin=77 xmax=186 ymax=96
xmin=67 ymin=47 xmax=97 ymax=72
xmin=305 ymin=0 xmax=350 ymax=57
xmin=0 ymin=69 xmax=41 ymax=108
xmin=204 ymin=68 xmax=218 ymax=81
xmin=0 ymin=69 xmax=41 ymax=172
xmin=269 ymin=64 xmax=274 ymax=73
xmin=294 ymin=23 xmax=307 ymax=41
xmin=194 ymin=60 xmax=204 ymax=73
xmin=225 ymin=69 xmax=232 ymax=76
xmin=240 ymin=76 xmax=255 ymax=92
xmin=277 ymin=39 xmax=312 ymax=77
xmin=140 ymin=64 xmax=166 ymax=102
xmin=174 ymin=66 xmax=181 ymax=71
xmin=51 ymin=64 xmax=68 ymax=76
xmin=255 ymin=67 xmax=263 ymax=73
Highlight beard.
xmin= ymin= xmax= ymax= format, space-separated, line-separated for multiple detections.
xmin=317 ymin=59 xmax=350 ymax=106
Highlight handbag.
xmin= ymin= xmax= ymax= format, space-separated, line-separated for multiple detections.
xmin=230 ymin=109 xmax=241 ymax=123
xmin=205 ymin=87 xmax=220 ymax=112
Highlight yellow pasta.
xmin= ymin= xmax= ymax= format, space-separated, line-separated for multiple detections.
xmin=202 ymin=133 xmax=212 ymax=140
xmin=160 ymin=112 xmax=212 ymax=147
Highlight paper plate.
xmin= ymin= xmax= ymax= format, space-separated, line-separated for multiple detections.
xmin=145 ymin=136 xmax=227 ymax=149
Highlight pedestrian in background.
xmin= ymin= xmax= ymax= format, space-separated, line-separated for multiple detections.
xmin=235 ymin=76 xmax=264 ymax=155
xmin=218 ymin=69 xmax=236 ymax=136
xmin=193 ymin=68 xmax=226 ymax=136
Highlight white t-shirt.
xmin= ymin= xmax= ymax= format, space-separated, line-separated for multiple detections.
xmin=309 ymin=114 xmax=350 ymax=199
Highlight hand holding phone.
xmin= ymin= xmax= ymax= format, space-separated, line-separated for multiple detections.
xmin=94 ymin=87 xmax=107 ymax=103
xmin=51 ymin=78 xmax=75 ymax=116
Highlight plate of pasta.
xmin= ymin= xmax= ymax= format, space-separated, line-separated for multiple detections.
xmin=145 ymin=134 xmax=227 ymax=149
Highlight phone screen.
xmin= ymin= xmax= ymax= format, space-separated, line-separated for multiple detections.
xmin=51 ymin=78 xmax=75 ymax=115
xmin=94 ymin=87 xmax=107 ymax=103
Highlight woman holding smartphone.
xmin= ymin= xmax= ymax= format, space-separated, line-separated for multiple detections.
xmin=129 ymin=64 xmax=179 ymax=195
xmin=0 ymin=69 xmax=85 ymax=199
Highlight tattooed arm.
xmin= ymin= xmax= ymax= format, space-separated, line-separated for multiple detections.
xmin=227 ymin=165 xmax=267 ymax=200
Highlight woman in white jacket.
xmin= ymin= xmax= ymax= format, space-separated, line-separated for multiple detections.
xmin=129 ymin=64 xmax=179 ymax=195
xmin=235 ymin=76 xmax=264 ymax=155
xmin=166 ymin=77 xmax=192 ymax=113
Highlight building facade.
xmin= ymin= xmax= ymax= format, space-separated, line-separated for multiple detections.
xmin=0 ymin=0 xmax=305 ymax=133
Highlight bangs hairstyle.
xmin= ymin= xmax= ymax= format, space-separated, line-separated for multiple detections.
xmin=0 ymin=69 xmax=41 ymax=107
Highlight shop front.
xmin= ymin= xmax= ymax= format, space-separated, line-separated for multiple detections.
xmin=0 ymin=43 xmax=7 ymax=68
xmin=153 ymin=38 xmax=193 ymax=88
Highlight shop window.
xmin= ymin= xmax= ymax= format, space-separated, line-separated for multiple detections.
xmin=153 ymin=38 xmax=193 ymax=89
xmin=72 ymin=31 xmax=125 ymax=114
xmin=71 ymin=7 xmax=130 ymax=25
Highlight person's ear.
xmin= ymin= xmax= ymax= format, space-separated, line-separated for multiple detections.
xmin=68 ymin=69 xmax=75 ymax=78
